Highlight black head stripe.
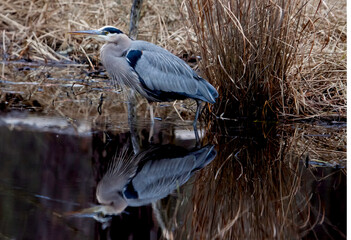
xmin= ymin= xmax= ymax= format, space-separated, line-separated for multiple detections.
xmin=103 ymin=27 xmax=123 ymax=34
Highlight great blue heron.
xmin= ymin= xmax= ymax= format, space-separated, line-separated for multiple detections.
xmin=69 ymin=26 xmax=218 ymax=133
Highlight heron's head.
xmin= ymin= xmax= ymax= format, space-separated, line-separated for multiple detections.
xmin=94 ymin=147 xmax=138 ymax=215
xmin=95 ymin=176 xmax=129 ymax=215
xmin=69 ymin=26 xmax=126 ymax=43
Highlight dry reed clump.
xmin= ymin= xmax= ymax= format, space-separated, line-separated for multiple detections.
xmin=183 ymin=0 xmax=346 ymax=120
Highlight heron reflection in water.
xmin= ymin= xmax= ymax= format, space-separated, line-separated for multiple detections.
xmin=70 ymin=144 xmax=216 ymax=220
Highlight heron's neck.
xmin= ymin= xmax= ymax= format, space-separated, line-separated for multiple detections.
xmin=101 ymin=35 xmax=132 ymax=58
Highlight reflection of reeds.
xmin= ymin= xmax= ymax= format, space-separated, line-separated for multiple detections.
xmin=188 ymin=132 xmax=306 ymax=239
xmin=155 ymin=123 xmax=346 ymax=239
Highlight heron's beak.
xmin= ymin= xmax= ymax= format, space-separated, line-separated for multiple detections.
xmin=69 ymin=30 xmax=103 ymax=36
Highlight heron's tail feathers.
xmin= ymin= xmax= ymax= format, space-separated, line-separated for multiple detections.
xmin=197 ymin=78 xmax=218 ymax=104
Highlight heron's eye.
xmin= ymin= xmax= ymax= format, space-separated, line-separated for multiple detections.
xmin=102 ymin=31 xmax=109 ymax=35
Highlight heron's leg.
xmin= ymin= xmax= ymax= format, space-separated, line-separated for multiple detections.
xmin=193 ymin=100 xmax=203 ymax=144
xmin=127 ymin=89 xmax=141 ymax=154
xmin=148 ymin=102 xmax=155 ymax=142
xmin=97 ymin=93 xmax=104 ymax=115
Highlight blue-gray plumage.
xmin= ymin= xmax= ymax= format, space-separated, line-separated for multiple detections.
xmin=70 ymin=26 xmax=218 ymax=130
xmin=123 ymin=41 xmax=218 ymax=104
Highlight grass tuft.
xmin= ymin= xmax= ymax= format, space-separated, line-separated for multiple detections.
xmin=183 ymin=0 xmax=346 ymax=120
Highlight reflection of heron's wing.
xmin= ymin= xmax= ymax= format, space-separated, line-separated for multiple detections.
xmin=124 ymin=145 xmax=216 ymax=206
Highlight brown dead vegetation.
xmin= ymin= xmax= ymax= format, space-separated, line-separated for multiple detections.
xmin=183 ymin=0 xmax=346 ymax=120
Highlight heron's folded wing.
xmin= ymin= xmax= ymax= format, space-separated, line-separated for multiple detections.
xmin=132 ymin=49 xmax=200 ymax=96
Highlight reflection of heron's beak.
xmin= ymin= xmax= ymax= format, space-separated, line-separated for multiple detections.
xmin=64 ymin=205 xmax=106 ymax=217
xmin=64 ymin=204 xmax=126 ymax=218
xmin=68 ymin=30 xmax=103 ymax=36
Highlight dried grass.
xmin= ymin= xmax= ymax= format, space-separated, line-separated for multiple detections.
xmin=285 ymin=0 xmax=347 ymax=119
xmin=183 ymin=0 xmax=346 ymax=120
xmin=0 ymin=0 xmax=189 ymax=61
xmin=288 ymin=122 xmax=346 ymax=168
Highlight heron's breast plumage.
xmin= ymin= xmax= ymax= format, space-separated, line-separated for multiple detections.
xmin=101 ymin=43 xmax=158 ymax=101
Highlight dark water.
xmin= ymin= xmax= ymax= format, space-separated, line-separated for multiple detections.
xmin=0 ymin=113 xmax=346 ymax=240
